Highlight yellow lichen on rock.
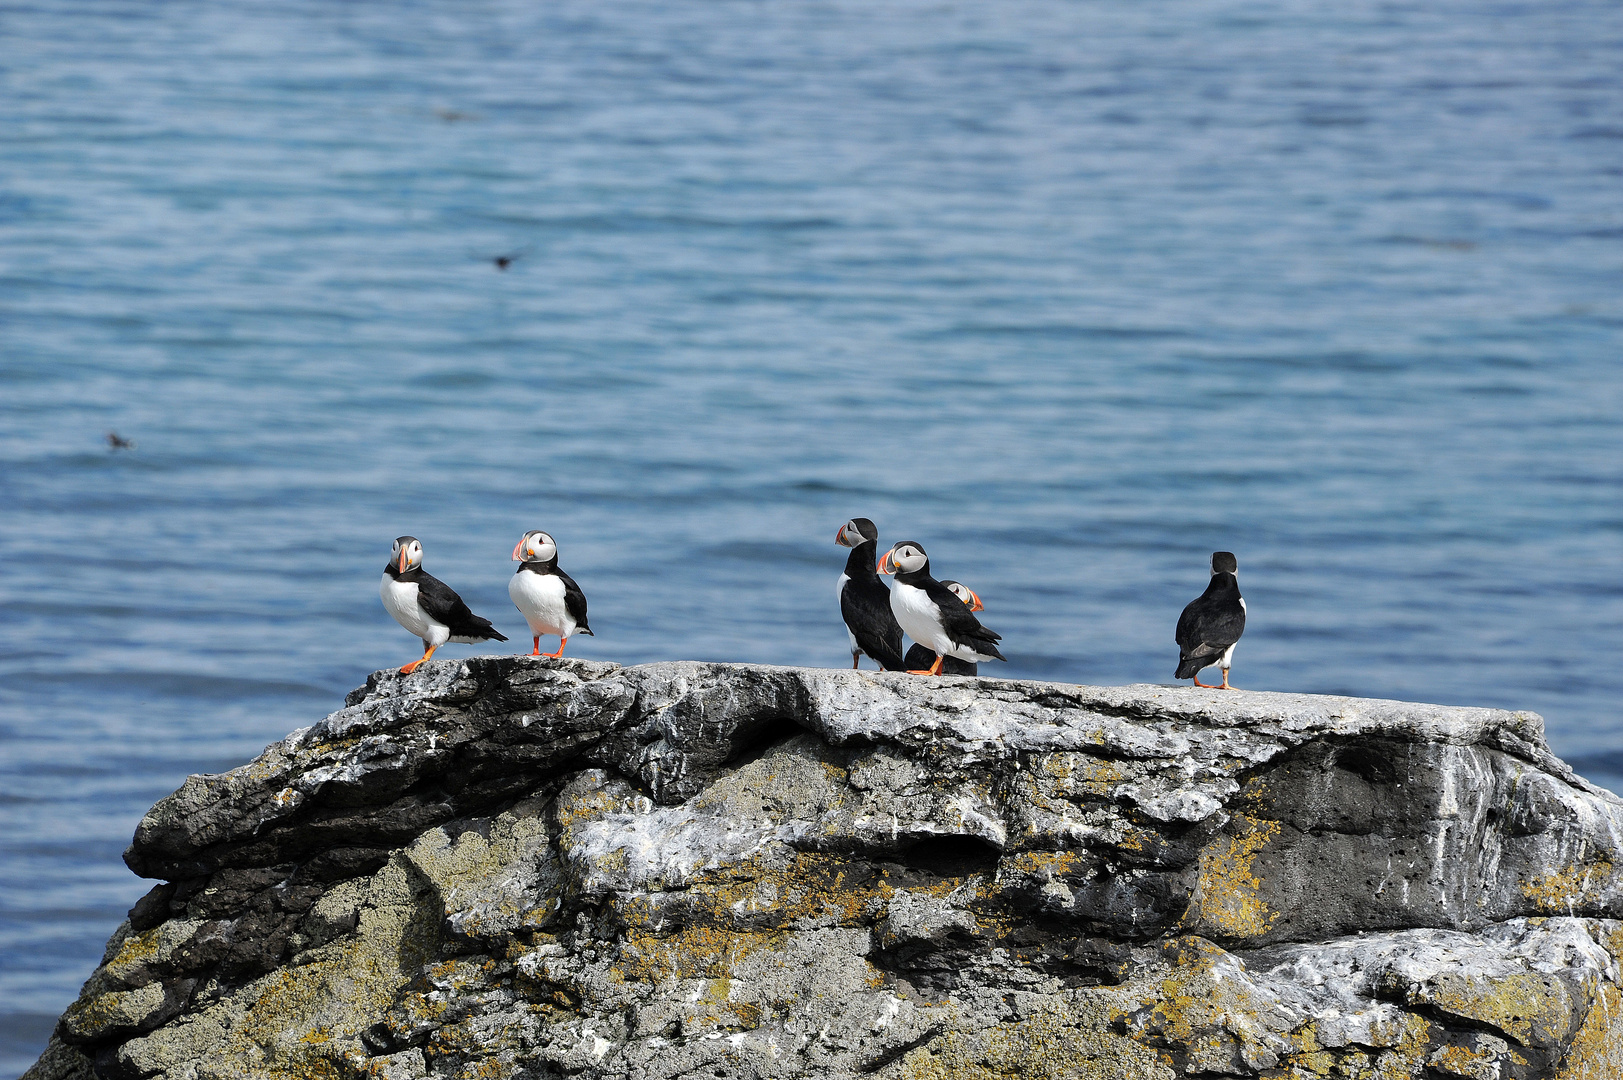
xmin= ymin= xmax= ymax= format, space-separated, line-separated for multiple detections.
xmin=894 ymin=998 xmax=1172 ymax=1080
xmin=1554 ymin=980 xmax=1623 ymax=1080
xmin=105 ymin=855 xmax=443 ymax=1080
xmin=1179 ymin=815 xmax=1281 ymax=941
xmin=1038 ymin=753 xmax=1126 ymax=796
xmin=1416 ymin=970 xmax=1573 ymax=1046
xmin=617 ymin=925 xmax=786 ymax=984
xmin=1520 ymin=855 xmax=1617 ymax=915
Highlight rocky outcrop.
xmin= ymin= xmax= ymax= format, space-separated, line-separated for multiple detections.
xmin=26 ymin=658 xmax=1623 ymax=1080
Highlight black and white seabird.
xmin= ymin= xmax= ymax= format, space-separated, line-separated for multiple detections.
xmin=902 ymin=581 xmax=985 ymax=675
xmin=510 ymin=530 xmax=593 ymax=658
xmin=380 ymin=536 xmax=508 ymax=674
xmin=835 ymin=518 xmax=905 ymax=671
xmin=1175 ymin=551 xmax=1246 ymax=689
xmin=878 ymin=541 xmax=1005 ymax=674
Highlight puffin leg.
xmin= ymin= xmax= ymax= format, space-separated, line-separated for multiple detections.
xmin=530 ymin=636 xmax=541 ymax=657
xmin=401 ymin=642 xmax=438 ymax=675
xmin=928 ymin=655 xmax=944 ymax=676
xmin=1220 ymin=668 xmax=1233 ymax=690
xmin=1192 ymin=671 xmax=1217 ymax=688
xmin=908 ymin=655 xmax=945 ymax=676
xmin=852 ymin=651 xmax=861 ymax=669
xmin=542 ymin=637 xmax=568 ymax=659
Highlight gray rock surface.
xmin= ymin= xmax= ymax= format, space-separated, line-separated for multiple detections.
xmin=25 ymin=658 xmax=1623 ymax=1079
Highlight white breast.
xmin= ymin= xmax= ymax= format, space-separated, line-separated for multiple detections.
xmin=381 ymin=574 xmax=445 ymax=645
xmin=510 ymin=570 xmax=573 ymax=637
xmin=890 ymin=581 xmax=951 ymax=656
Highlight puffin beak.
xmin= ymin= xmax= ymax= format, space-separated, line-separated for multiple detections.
xmin=877 ymin=552 xmax=893 ymax=575
xmin=966 ymin=590 xmax=984 ymax=612
xmin=512 ymin=539 xmax=525 ymax=561
xmin=398 ymin=550 xmax=408 ymax=573
xmin=835 ymin=525 xmax=846 ymax=545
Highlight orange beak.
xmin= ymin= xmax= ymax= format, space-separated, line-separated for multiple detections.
xmin=965 ymin=590 xmax=984 ymax=612
xmin=398 ymin=549 xmax=408 ymax=573
xmin=512 ymin=539 xmax=526 ymax=561
xmin=877 ymin=551 xmax=893 ymax=575
xmin=835 ymin=525 xmax=847 ymax=545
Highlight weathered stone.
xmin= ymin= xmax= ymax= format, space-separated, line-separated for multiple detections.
xmin=25 ymin=658 xmax=1623 ymax=1079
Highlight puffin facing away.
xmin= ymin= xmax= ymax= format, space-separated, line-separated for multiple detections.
xmin=380 ymin=536 xmax=507 ymax=674
xmin=878 ymin=541 xmax=1005 ymax=674
xmin=510 ymin=530 xmax=593 ymax=658
xmin=835 ymin=518 xmax=905 ymax=670
xmin=902 ymin=580 xmax=984 ymax=675
xmin=1175 ymin=551 xmax=1246 ymax=689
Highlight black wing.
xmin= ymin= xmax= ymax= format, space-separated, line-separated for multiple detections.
xmin=923 ymin=579 xmax=1005 ymax=660
xmin=417 ymin=571 xmax=508 ymax=642
xmin=841 ymin=577 xmax=905 ymax=670
xmin=557 ymin=567 xmax=593 ymax=635
xmin=1176 ymin=595 xmax=1244 ymax=653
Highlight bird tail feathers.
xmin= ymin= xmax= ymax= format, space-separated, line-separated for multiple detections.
xmin=977 ymin=641 xmax=1007 ymax=662
xmin=1175 ymin=655 xmax=1210 ymax=679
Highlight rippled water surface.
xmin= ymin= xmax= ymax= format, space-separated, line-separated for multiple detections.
xmin=3 ymin=0 xmax=1622 ymax=1071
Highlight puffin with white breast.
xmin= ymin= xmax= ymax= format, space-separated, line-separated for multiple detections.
xmin=1175 ymin=551 xmax=1246 ymax=689
xmin=380 ymin=536 xmax=508 ymax=674
xmin=835 ymin=518 xmax=905 ymax=670
xmin=510 ymin=530 xmax=593 ymax=658
xmin=902 ymin=580 xmax=985 ymax=676
xmin=878 ymin=541 xmax=1005 ymax=674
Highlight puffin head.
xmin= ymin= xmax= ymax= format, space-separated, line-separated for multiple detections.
xmin=941 ymin=580 xmax=983 ymax=611
xmin=877 ymin=540 xmax=928 ymax=576
xmin=391 ymin=536 xmax=423 ymax=574
xmin=835 ymin=517 xmax=879 ymax=548
xmin=513 ymin=530 xmax=558 ymax=564
xmin=1211 ymin=551 xmax=1238 ymax=575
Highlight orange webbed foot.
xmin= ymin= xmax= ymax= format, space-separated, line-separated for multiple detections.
xmin=400 ymin=644 xmax=437 ymax=674
xmin=542 ymin=637 xmax=568 ymax=659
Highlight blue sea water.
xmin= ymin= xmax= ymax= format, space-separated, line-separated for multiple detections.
xmin=2 ymin=0 xmax=1622 ymax=1071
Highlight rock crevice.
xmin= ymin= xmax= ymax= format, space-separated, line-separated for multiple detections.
xmin=26 ymin=658 xmax=1623 ymax=1080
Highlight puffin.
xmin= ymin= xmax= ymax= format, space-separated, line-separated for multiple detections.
xmin=835 ymin=518 xmax=905 ymax=671
xmin=878 ymin=541 xmax=1005 ymax=674
xmin=510 ymin=530 xmax=593 ymax=658
xmin=902 ymin=581 xmax=985 ymax=675
xmin=1175 ymin=551 xmax=1246 ymax=689
xmin=380 ymin=536 xmax=508 ymax=674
